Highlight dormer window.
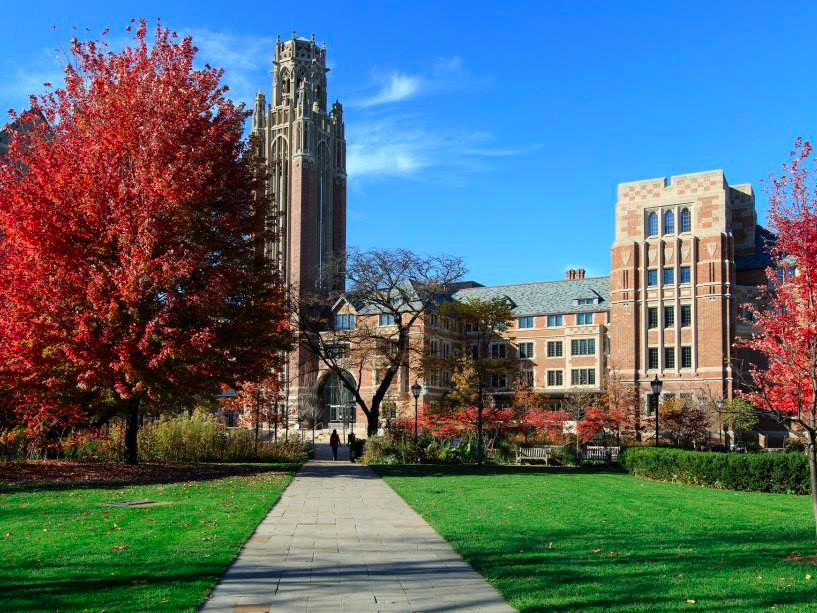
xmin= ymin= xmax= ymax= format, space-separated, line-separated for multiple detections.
xmin=577 ymin=298 xmax=595 ymax=305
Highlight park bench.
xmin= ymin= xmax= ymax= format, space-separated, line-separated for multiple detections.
xmin=517 ymin=445 xmax=556 ymax=466
xmin=582 ymin=446 xmax=620 ymax=463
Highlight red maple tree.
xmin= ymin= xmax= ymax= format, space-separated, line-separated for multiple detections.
xmin=0 ymin=21 xmax=290 ymax=463
xmin=741 ymin=138 xmax=817 ymax=541
xmin=222 ymin=370 xmax=284 ymax=447
xmin=522 ymin=408 xmax=571 ymax=440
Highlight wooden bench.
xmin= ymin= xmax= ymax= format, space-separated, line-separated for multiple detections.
xmin=582 ymin=446 xmax=620 ymax=463
xmin=517 ymin=446 xmax=555 ymax=466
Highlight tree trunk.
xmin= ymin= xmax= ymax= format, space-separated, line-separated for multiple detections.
xmin=124 ymin=398 xmax=140 ymax=465
xmin=807 ymin=429 xmax=817 ymax=546
xmin=367 ymin=406 xmax=379 ymax=437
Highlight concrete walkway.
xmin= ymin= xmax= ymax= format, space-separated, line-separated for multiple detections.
xmin=200 ymin=444 xmax=515 ymax=612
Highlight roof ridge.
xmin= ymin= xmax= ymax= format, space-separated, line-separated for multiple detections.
xmin=457 ymin=275 xmax=609 ymax=290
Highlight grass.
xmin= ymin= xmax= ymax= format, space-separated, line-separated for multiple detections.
xmin=0 ymin=462 xmax=297 ymax=613
xmin=374 ymin=464 xmax=817 ymax=613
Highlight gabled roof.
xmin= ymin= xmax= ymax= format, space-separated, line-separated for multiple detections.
xmin=452 ymin=276 xmax=610 ymax=317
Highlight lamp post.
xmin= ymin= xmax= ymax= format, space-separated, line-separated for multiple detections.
xmin=716 ymin=399 xmax=726 ymax=446
xmin=650 ymin=375 xmax=663 ymax=446
xmin=411 ymin=382 xmax=422 ymax=440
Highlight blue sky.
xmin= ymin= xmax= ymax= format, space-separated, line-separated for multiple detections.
xmin=2 ymin=1 xmax=815 ymax=285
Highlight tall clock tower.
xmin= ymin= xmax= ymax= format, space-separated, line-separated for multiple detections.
xmin=251 ymin=33 xmax=347 ymax=416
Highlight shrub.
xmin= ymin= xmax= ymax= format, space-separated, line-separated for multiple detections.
xmin=361 ymin=432 xmax=477 ymax=465
xmin=0 ymin=427 xmax=30 ymax=459
xmin=619 ymin=447 xmax=810 ymax=494
xmin=72 ymin=410 xmax=310 ymax=463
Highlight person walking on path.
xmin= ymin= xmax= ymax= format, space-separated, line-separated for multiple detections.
xmin=348 ymin=432 xmax=357 ymax=463
xmin=329 ymin=429 xmax=340 ymax=461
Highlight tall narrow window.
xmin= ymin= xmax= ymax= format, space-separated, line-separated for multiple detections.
xmin=647 ymin=269 xmax=658 ymax=287
xmin=681 ymin=346 xmax=693 ymax=369
xmin=663 ymin=210 xmax=675 ymax=234
xmin=680 ymin=266 xmax=691 ymax=284
xmin=664 ymin=347 xmax=676 ymax=369
xmin=664 ymin=306 xmax=675 ymax=327
xmin=680 ymin=208 xmax=691 ymax=233
xmin=647 ymin=212 xmax=658 ymax=237
xmin=681 ymin=304 xmax=692 ymax=327
xmin=648 ymin=307 xmax=658 ymax=329
xmin=648 ymin=347 xmax=659 ymax=370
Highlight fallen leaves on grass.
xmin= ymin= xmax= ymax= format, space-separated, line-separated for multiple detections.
xmin=785 ymin=552 xmax=817 ymax=566
xmin=111 ymin=545 xmax=128 ymax=551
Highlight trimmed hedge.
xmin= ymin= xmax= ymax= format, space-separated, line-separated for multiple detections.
xmin=619 ymin=446 xmax=811 ymax=494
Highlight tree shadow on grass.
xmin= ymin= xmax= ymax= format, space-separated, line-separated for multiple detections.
xmin=452 ymin=530 xmax=817 ymax=612
xmin=0 ymin=461 xmax=300 ymax=494
xmin=0 ymin=562 xmax=229 ymax=613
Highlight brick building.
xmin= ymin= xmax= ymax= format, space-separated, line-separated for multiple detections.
xmin=251 ymin=36 xmax=772 ymax=439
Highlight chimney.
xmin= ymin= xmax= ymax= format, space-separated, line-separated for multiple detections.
xmin=566 ymin=269 xmax=575 ymax=280
xmin=575 ymin=268 xmax=585 ymax=280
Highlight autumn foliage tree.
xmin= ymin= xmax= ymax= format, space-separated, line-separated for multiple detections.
xmin=0 ymin=21 xmax=290 ymax=463
xmin=222 ymin=370 xmax=284 ymax=449
xmin=741 ymin=138 xmax=817 ymax=541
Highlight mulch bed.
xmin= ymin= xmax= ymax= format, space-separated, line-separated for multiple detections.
xmin=0 ymin=460 xmax=284 ymax=489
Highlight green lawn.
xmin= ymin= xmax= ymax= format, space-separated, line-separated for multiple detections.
xmin=375 ymin=465 xmax=817 ymax=613
xmin=0 ymin=463 xmax=296 ymax=613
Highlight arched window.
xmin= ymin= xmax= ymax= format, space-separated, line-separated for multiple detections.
xmin=647 ymin=212 xmax=658 ymax=237
xmin=280 ymin=69 xmax=291 ymax=95
xmin=680 ymin=208 xmax=691 ymax=233
xmin=663 ymin=210 xmax=675 ymax=234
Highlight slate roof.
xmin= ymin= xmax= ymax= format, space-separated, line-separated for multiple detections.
xmin=452 ymin=276 xmax=610 ymax=317
xmin=735 ymin=225 xmax=776 ymax=271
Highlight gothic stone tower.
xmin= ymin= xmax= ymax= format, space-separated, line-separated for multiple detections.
xmin=250 ymin=33 xmax=347 ymax=417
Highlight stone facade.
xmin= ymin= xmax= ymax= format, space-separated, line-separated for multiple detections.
xmin=610 ymin=170 xmax=767 ymax=418
xmin=250 ymin=34 xmax=347 ymax=418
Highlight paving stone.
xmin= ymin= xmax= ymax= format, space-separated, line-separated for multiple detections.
xmin=199 ymin=444 xmax=515 ymax=612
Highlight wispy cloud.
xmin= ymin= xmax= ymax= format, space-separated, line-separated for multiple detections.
xmin=346 ymin=53 xmax=535 ymax=183
xmin=347 ymin=114 xmax=486 ymax=181
xmin=0 ymin=47 xmax=66 ymax=113
xmin=349 ymin=54 xmax=478 ymax=109
xmin=355 ymin=72 xmax=422 ymax=108
xmin=346 ymin=114 xmax=539 ymax=185
xmin=185 ymin=28 xmax=276 ymax=107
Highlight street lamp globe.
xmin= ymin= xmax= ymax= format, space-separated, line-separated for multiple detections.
xmin=411 ymin=382 xmax=422 ymax=400
xmin=650 ymin=375 xmax=663 ymax=397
